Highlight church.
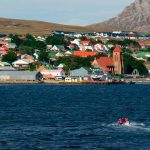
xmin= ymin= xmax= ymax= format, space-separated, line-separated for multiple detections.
xmin=92 ymin=45 xmax=124 ymax=74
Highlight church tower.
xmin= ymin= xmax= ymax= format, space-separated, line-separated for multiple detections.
xmin=113 ymin=45 xmax=124 ymax=74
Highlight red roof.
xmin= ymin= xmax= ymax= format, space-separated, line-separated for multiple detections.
xmin=82 ymin=40 xmax=90 ymax=45
xmin=73 ymin=51 xmax=98 ymax=57
xmin=19 ymin=35 xmax=26 ymax=40
xmin=113 ymin=45 xmax=122 ymax=52
xmin=0 ymin=46 xmax=8 ymax=51
xmin=92 ymin=57 xmax=114 ymax=67
xmin=0 ymin=42 xmax=8 ymax=45
xmin=42 ymin=74 xmax=54 ymax=79
xmin=139 ymin=43 xmax=145 ymax=46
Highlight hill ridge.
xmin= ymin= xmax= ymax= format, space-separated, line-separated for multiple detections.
xmin=87 ymin=0 xmax=150 ymax=33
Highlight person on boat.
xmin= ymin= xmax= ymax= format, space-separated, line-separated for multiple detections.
xmin=118 ymin=118 xmax=123 ymax=125
xmin=124 ymin=118 xmax=129 ymax=124
xmin=118 ymin=118 xmax=129 ymax=125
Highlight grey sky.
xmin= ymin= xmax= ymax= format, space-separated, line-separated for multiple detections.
xmin=0 ymin=0 xmax=134 ymax=26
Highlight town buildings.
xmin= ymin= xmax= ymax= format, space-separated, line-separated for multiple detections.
xmin=92 ymin=45 xmax=124 ymax=74
xmin=0 ymin=30 xmax=149 ymax=81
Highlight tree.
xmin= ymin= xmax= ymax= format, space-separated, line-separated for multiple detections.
xmin=147 ymin=57 xmax=150 ymax=61
xmin=21 ymin=39 xmax=35 ymax=47
xmin=55 ymin=56 xmax=96 ymax=72
xmin=106 ymin=39 xmax=140 ymax=48
xmin=34 ymin=41 xmax=46 ymax=50
xmin=38 ymin=51 xmax=49 ymax=62
xmin=89 ymin=38 xmax=103 ymax=45
xmin=11 ymin=35 xmax=23 ymax=47
xmin=29 ymin=62 xmax=37 ymax=71
xmin=79 ymin=36 xmax=88 ymax=41
xmin=19 ymin=45 xmax=34 ymax=55
xmin=46 ymin=35 xmax=64 ymax=45
xmin=2 ymin=51 xmax=17 ymax=64
xmin=123 ymin=54 xmax=148 ymax=75
xmin=26 ymin=34 xmax=35 ymax=41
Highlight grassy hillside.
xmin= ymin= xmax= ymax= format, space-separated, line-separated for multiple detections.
xmin=0 ymin=18 xmax=95 ymax=35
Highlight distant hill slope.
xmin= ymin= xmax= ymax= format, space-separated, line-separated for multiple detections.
xmin=0 ymin=18 xmax=94 ymax=35
xmin=87 ymin=0 xmax=150 ymax=33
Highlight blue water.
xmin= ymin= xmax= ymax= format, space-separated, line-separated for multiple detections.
xmin=0 ymin=84 xmax=150 ymax=149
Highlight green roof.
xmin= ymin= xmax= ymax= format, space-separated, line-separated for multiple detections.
xmin=69 ymin=50 xmax=75 ymax=53
xmin=60 ymin=52 xmax=65 ymax=55
xmin=105 ymin=44 xmax=110 ymax=49
xmin=2 ymin=62 xmax=11 ymax=66
xmin=44 ymin=65 xmax=53 ymax=70
xmin=136 ymin=52 xmax=150 ymax=58
xmin=48 ymin=52 xmax=56 ymax=57
xmin=55 ymin=45 xmax=64 ymax=49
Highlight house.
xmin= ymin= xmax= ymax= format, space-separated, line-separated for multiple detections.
xmin=4 ymin=37 xmax=11 ymax=42
xmin=33 ymin=52 xmax=39 ymax=60
xmin=18 ymin=35 xmax=26 ymax=40
xmin=40 ymin=69 xmax=65 ymax=79
xmin=39 ymin=70 xmax=54 ymax=79
xmin=88 ymin=67 xmax=106 ymax=81
xmin=57 ymin=63 xmax=65 ymax=70
xmin=79 ymin=45 xmax=94 ymax=51
xmin=70 ymin=67 xmax=89 ymax=77
xmin=88 ymin=67 xmax=104 ymax=75
xmin=0 ymin=46 xmax=8 ymax=55
xmin=21 ymin=54 xmax=34 ymax=60
xmin=73 ymin=51 xmax=98 ymax=57
xmin=128 ymin=32 xmax=137 ymax=39
xmin=78 ymin=45 xmax=86 ymax=51
xmin=73 ymin=33 xmax=82 ymax=38
xmin=0 ymin=62 xmax=15 ymax=71
xmin=68 ymin=43 xmax=79 ymax=50
xmin=51 ymin=45 xmax=65 ymax=51
xmin=7 ymin=43 xmax=17 ymax=49
xmin=46 ymin=45 xmax=53 ymax=50
xmin=36 ymin=36 xmax=45 ymax=41
xmin=12 ymin=59 xmax=30 ymax=69
xmin=136 ymin=52 xmax=150 ymax=60
xmin=48 ymin=52 xmax=56 ymax=58
xmin=82 ymin=40 xmax=91 ymax=46
xmin=55 ymin=52 xmax=65 ymax=57
xmin=78 ymin=40 xmax=94 ymax=51
xmin=94 ymin=44 xmax=109 ymax=52
xmin=20 ymin=54 xmax=35 ymax=64
xmin=71 ymin=39 xmax=82 ymax=46
xmin=0 ymin=42 xmax=8 ymax=46
xmin=92 ymin=45 xmax=124 ymax=74
xmin=65 ymin=50 xmax=75 ymax=56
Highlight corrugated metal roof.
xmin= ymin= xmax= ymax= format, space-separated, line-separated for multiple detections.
xmin=0 ymin=71 xmax=38 ymax=80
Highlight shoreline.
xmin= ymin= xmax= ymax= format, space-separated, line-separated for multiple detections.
xmin=0 ymin=80 xmax=130 ymax=84
xmin=0 ymin=79 xmax=150 ymax=84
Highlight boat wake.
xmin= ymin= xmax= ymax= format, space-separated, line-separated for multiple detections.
xmin=101 ymin=122 xmax=150 ymax=132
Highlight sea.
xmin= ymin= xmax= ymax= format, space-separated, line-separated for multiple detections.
xmin=0 ymin=84 xmax=149 ymax=150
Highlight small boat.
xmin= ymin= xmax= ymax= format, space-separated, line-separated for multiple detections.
xmin=123 ymin=122 xmax=130 ymax=126
xmin=118 ymin=118 xmax=130 ymax=126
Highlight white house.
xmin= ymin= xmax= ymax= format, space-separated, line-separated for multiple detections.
xmin=71 ymin=39 xmax=82 ymax=46
xmin=73 ymin=33 xmax=82 ymax=38
xmin=40 ymin=69 xmax=65 ymax=79
xmin=94 ymin=44 xmax=109 ymax=52
xmin=51 ymin=45 xmax=65 ymax=51
xmin=33 ymin=52 xmax=39 ymax=60
xmin=12 ymin=59 xmax=29 ymax=68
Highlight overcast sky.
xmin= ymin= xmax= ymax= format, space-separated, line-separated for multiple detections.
xmin=0 ymin=0 xmax=134 ymax=26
